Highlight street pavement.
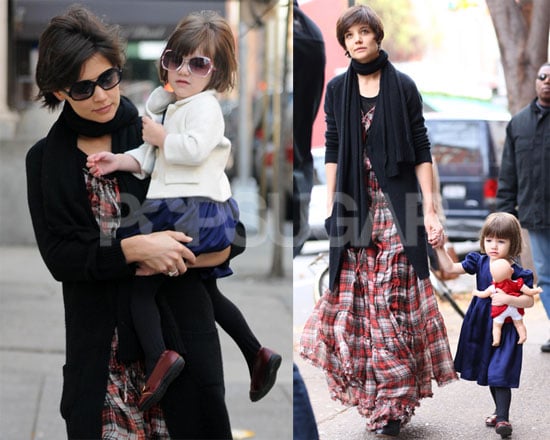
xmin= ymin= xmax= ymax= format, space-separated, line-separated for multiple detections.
xmin=0 ymin=222 xmax=293 ymax=440
xmin=294 ymin=244 xmax=550 ymax=440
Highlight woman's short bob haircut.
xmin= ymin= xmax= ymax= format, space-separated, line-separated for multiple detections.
xmin=479 ymin=212 xmax=523 ymax=258
xmin=336 ymin=4 xmax=384 ymax=49
xmin=35 ymin=6 xmax=125 ymax=110
xmin=158 ymin=10 xmax=237 ymax=93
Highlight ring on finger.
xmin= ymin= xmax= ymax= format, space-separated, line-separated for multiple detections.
xmin=167 ymin=269 xmax=179 ymax=277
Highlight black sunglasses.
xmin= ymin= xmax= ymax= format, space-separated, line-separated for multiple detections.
xmin=63 ymin=67 xmax=122 ymax=101
xmin=537 ymin=73 xmax=548 ymax=81
xmin=161 ymin=50 xmax=215 ymax=77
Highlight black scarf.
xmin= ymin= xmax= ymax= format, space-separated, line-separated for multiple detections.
xmin=42 ymin=96 xmax=146 ymax=241
xmin=41 ymin=97 xmax=148 ymax=362
xmin=328 ymin=50 xmax=416 ymax=288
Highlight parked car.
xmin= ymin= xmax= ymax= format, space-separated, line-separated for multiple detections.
xmin=425 ymin=113 xmax=509 ymax=241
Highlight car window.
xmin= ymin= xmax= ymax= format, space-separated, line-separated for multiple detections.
xmin=426 ymin=120 xmax=483 ymax=176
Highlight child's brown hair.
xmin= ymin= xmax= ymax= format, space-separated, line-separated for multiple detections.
xmin=479 ymin=212 xmax=523 ymax=257
xmin=158 ymin=10 xmax=237 ymax=93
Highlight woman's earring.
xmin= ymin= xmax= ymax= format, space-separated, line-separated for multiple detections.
xmin=345 ymin=50 xmax=351 ymax=58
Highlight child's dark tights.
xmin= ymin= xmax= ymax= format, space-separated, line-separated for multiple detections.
xmin=490 ymin=386 xmax=511 ymax=422
xmin=131 ymin=275 xmax=167 ymax=376
xmin=203 ymin=277 xmax=261 ymax=375
xmin=131 ymin=275 xmax=261 ymax=378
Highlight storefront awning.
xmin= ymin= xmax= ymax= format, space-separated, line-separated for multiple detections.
xmin=13 ymin=0 xmax=227 ymax=41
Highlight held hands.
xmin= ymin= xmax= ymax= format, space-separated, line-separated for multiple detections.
xmin=142 ymin=116 xmax=167 ymax=148
xmin=86 ymin=152 xmax=118 ymax=177
xmin=425 ymin=211 xmax=445 ymax=248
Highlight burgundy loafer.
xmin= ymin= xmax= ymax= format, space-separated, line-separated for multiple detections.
xmin=139 ymin=350 xmax=185 ymax=411
xmin=249 ymin=347 xmax=282 ymax=402
xmin=485 ymin=414 xmax=497 ymax=427
xmin=495 ymin=421 xmax=513 ymax=439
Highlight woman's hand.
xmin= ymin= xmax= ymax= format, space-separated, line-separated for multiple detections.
xmin=425 ymin=211 xmax=445 ymax=248
xmin=121 ymin=230 xmax=196 ymax=276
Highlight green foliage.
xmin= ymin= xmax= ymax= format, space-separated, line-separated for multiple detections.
xmin=356 ymin=0 xmax=426 ymax=61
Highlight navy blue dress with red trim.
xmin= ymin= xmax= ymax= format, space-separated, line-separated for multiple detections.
xmin=454 ymin=252 xmax=534 ymax=388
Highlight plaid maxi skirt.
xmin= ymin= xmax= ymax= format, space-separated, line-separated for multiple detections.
xmin=300 ymin=159 xmax=457 ymax=431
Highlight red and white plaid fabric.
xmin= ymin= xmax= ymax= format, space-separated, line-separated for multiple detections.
xmin=300 ymin=155 xmax=457 ymax=431
xmin=84 ymin=168 xmax=121 ymax=239
xmin=101 ymin=331 xmax=170 ymax=439
xmin=85 ymin=161 xmax=169 ymax=438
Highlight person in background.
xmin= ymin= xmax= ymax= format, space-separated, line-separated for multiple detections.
xmin=496 ymin=62 xmax=550 ymax=353
xmin=300 ymin=5 xmax=457 ymax=437
xmin=26 ymin=6 xmax=234 ymax=438
xmin=292 ymin=0 xmax=326 ymax=257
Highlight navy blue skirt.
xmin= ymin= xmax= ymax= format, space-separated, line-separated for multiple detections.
xmin=118 ymin=197 xmax=239 ymax=277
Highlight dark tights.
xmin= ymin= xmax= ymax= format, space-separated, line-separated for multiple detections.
xmin=490 ymin=386 xmax=512 ymax=422
xmin=131 ymin=275 xmax=261 ymax=377
xmin=130 ymin=275 xmax=167 ymax=375
xmin=203 ymin=277 xmax=261 ymax=375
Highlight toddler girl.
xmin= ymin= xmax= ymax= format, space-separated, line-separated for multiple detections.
xmin=435 ymin=212 xmax=538 ymax=438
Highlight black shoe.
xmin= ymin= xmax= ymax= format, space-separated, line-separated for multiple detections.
xmin=375 ymin=420 xmax=401 ymax=437
xmin=541 ymin=339 xmax=550 ymax=353
xmin=495 ymin=421 xmax=513 ymax=438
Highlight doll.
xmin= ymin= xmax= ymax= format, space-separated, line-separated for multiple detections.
xmin=474 ymin=258 xmax=542 ymax=346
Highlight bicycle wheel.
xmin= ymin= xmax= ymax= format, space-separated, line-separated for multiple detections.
xmin=430 ymin=270 xmax=465 ymax=318
xmin=313 ymin=266 xmax=329 ymax=303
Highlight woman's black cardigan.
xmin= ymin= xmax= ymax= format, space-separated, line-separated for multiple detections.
xmin=26 ymin=122 xmax=228 ymax=438
xmin=324 ymin=70 xmax=432 ymax=288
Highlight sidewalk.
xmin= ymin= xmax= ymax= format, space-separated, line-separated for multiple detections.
xmin=293 ymin=269 xmax=550 ymax=440
xmin=0 ymin=225 xmax=293 ymax=439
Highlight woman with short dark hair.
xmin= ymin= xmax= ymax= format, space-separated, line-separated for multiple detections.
xmin=300 ymin=5 xmax=457 ymax=437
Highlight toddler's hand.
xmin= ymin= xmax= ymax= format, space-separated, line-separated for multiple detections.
xmin=490 ymin=288 xmax=508 ymax=306
xmin=142 ymin=116 xmax=166 ymax=148
xmin=86 ymin=151 xmax=117 ymax=177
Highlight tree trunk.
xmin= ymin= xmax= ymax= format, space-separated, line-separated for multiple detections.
xmin=486 ymin=0 xmax=550 ymax=114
